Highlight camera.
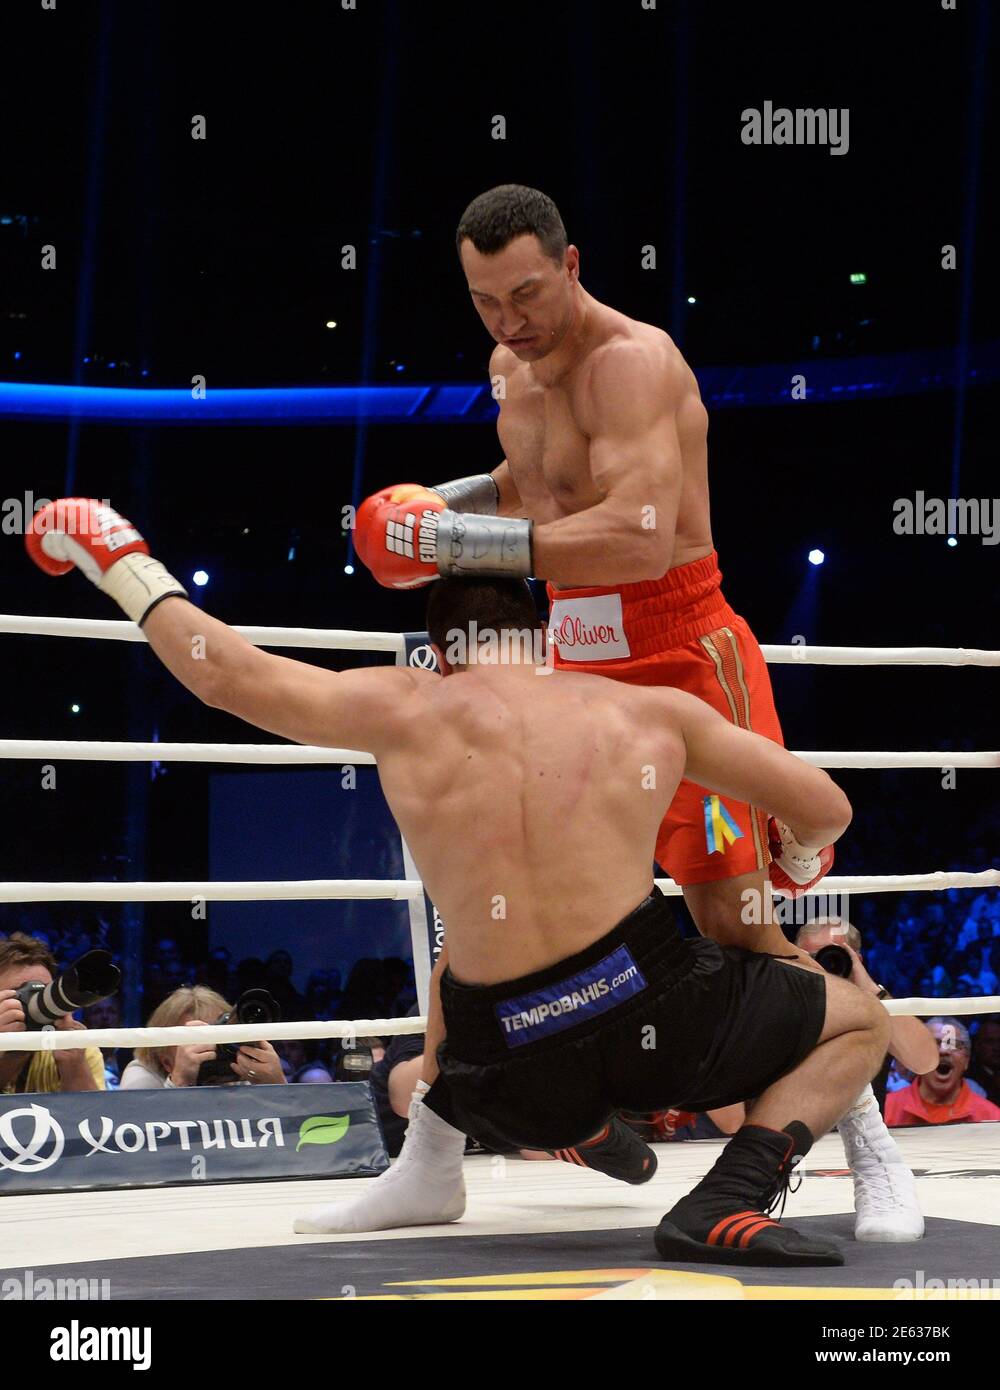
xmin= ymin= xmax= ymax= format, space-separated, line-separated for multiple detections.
xmin=811 ymin=944 xmax=854 ymax=978
xmin=335 ymin=1036 xmax=382 ymax=1083
xmin=15 ymin=949 xmax=121 ymax=1029
xmin=195 ymin=988 xmax=281 ymax=1085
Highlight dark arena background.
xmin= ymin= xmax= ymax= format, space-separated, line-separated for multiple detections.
xmin=0 ymin=0 xmax=998 ymax=1347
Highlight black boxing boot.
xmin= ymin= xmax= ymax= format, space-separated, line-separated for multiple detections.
xmin=549 ymin=1115 xmax=658 ymax=1185
xmin=654 ymin=1122 xmax=843 ymax=1266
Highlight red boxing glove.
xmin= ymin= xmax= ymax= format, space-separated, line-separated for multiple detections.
xmin=354 ymin=484 xmax=445 ymax=590
xmin=26 ymin=498 xmax=148 ymax=580
xmin=767 ymin=817 xmax=835 ymax=897
xmin=26 ymin=498 xmax=187 ymax=625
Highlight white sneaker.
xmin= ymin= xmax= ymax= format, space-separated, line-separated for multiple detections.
xmin=838 ymin=1087 xmax=924 ymax=1242
xmin=293 ymin=1086 xmax=467 ymax=1235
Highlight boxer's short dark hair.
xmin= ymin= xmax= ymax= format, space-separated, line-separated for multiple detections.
xmin=456 ymin=185 xmax=568 ymax=264
xmin=426 ymin=578 xmax=542 ymax=656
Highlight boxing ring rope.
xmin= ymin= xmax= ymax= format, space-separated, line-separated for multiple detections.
xmin=0 ymin=613 xmax=405 ymax=653
xmin=0 ymin=990 xmax=997 ymax=1055
xmin=0 ymin=739 xmax=995 ymax=769
xmin=1 ymin=870 xmax=998 ymax=904
xmin=1 ymin=612 xmax=998 ymax=665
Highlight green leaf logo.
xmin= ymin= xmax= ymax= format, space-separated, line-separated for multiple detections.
xmin=297 ymin=1114 xmax=350 ymax=1152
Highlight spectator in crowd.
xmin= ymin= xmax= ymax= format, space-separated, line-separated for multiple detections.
xmin=336 ymin=959 xmax=389 ymax=1023
xmin=304 ymin=969 xmax=342 ymax=1021
xmin=0 ymin=933 xmax=105 ymax=1094
xmin=234 ymin=957 xmax=268 ymax=998
xmin=83 ymin=994 xmax=125 ymax=1088
xmin=277 ymin=1039 xmax=334 ymax=1083
xmin=292 ymin=1058 xmax=335 ymax=1084
xmin=264 ymin=949 xmax=308 ymax=1021
xmin=196 ymin=946 xmax=232 ymax=1000
xmin=967 ymin=1016 xmax=1000 ymax=1108
xmin=955 ymin=948 xmax=998 ymax=998
xmin=886 ymin=1017 xmax=1000 ymax=1126
xmin=382 ymin=957 xmax=417 ymax=1016
xmin=119 ymin=985 xmax=285 ymax=1088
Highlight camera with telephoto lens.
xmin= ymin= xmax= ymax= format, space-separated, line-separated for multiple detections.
xmin=195 ymin=988 xmax=281 ymax=1085
xmin=811 ymin=944 xmax=854 ymax=978
xmin=14 ymin=949 xmax=121 ymax=1029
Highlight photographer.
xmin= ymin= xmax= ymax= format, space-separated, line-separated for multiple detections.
xmin=119 ymin=985 xmax=285 ymax=1088
xmin=795 ymin=917 xmax=940 ymax=1104
xmin=0 ymin=933 xmax=105 ymax=1094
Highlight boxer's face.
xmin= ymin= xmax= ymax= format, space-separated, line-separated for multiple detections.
xmin=461 ymin=234 xmax=579 ymax=361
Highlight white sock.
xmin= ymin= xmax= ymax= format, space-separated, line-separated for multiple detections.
xmin=840 ymin=1083 xmax=879 ymax=1123
xmin=839 ymin=1085 xmax=905 ymax=1164
xmin=293 ymin=1085 xmax=467 ymax=1235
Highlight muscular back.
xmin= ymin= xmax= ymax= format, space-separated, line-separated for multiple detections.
xmin=377 ymin=667 xmax=685 ymax=984
xmin=493 ymin=296 xmax=714 ymax=576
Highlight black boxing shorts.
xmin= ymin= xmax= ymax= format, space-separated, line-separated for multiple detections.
xmin=423 ymin=887 xmax=827 ymax=1152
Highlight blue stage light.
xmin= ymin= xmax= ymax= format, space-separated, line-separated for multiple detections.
xmin=192 ymin=570 xmax=209 ymax=587
xmin=344 ymin=564 xmax=355 ymax=575
xmin=947 ymin=536 xmax=958 ymax=547
xmin=808 ymin=548 xmax=825 ymax=566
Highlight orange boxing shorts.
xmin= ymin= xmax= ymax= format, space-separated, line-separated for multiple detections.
xmin=547 ymin=550 xmax=783 ymax=887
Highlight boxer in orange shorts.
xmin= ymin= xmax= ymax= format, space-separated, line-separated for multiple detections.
xmin=350 ymin=184 xmax=921 ymax=1242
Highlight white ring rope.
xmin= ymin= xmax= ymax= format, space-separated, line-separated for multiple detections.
xmin=0 ymin=739 xmax=376 ymax=765
xmin=0 ymin=994 xmax=997 ymax=1054
xmin=0 ymin=879 xmax=424 ymax=903
xmin=0 ymin=739 xmax=994 ymax=770
xmin=759 ymin=644 xmax=1000 ymax=666
xmin=1 ymin=614 xmax=997 ymax=666
xmin=0 ymin=1018 xmax=428 ymax=1052
xmin=0 ymin=613 xmax=405 ymax=654
xmin=1 ymin=870 xmax=997 ymax=904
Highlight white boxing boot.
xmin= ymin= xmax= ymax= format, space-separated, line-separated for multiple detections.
xmin=294 ymin=1080 xmax=467 ymax=1234
xmin=838 ymin=1085 xmax=924 ymax=1242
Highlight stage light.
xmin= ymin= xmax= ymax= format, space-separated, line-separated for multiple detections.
xmin=325 ymin=320 xmax=337 ymax=329
xmin=70 ymin=704 xmax=81 ymax=714
xmin=687 ymin=296 xmax=696 ymax=304
xmin=849 ymin=272 xmax=867 ymax=285
xmin=947 ymin=536 xmax=958 ymax=547
xmin=344 ymin=564 xmax=355 ymax=575
xmin=192 ymin=570 xmax=209 ymax=587
xmin=808 ymin=549 xmax=825 ymax=566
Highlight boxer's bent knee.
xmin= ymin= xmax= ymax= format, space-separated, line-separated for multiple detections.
xmin=817 ymin=973 xmax=889 ymax=1048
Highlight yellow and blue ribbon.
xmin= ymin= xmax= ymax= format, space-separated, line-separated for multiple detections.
xmin=703 ymin=794 xmax=743 ymax=855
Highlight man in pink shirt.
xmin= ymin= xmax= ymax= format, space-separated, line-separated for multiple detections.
xmin=887 ymin=1017 xmax=1000 ymax=1127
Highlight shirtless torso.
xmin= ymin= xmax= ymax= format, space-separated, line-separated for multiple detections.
xmin=370 ymin=662 xmax=845 ymax=986
xmin=489 ymin=290 xmax=714 ymax=586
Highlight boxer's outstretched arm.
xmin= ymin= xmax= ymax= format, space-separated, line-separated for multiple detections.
xmin=670 ymin=687 xmax=852 ymax=849
xmin=531 ymin=343 xmax=683 ymax=585
xmin=25 ymin=498 xmax=424 ymax=754
xmin=142 ymin=596 xmax=423 ymax=754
